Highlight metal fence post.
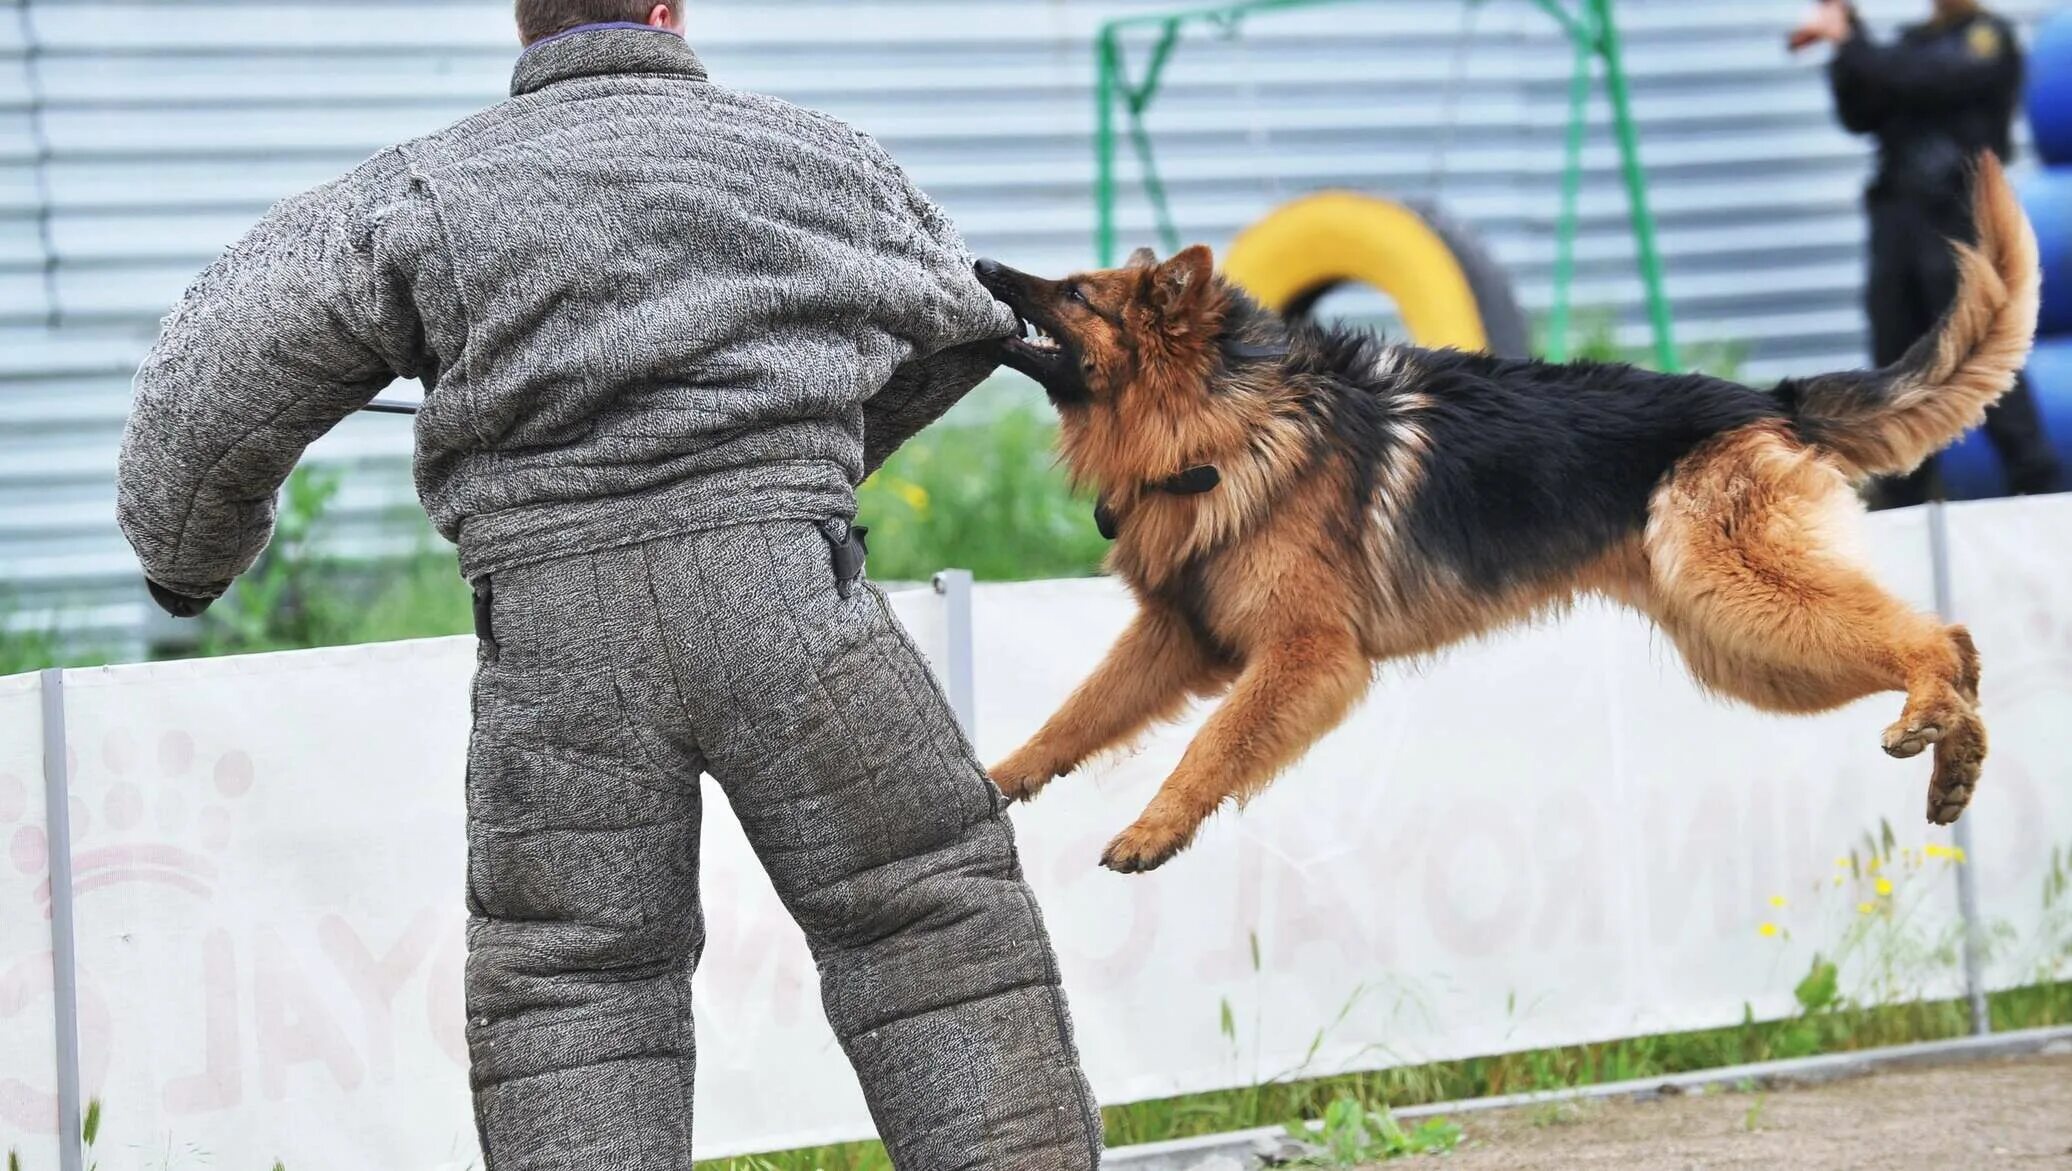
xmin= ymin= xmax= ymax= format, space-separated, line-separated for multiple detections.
xmin=932 ymin=570 xmax=977 ymax=738
xmin=40 ymin=668 xmax=85 ymax=1171
xmin=1927 ymin=502 xmax=1991 ymax=1036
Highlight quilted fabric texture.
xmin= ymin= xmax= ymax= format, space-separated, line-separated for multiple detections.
xmin=466 ymin=521 xmax=1101 ymax=1169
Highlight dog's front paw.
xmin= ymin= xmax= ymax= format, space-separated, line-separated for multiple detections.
xmin=1926 ymin=713 xmax=1987 ymax=826
xmin=989 ymin=747 xmax=1068 ymax=803
xmin=1099 ymin=809 xmax=1202 ymax=874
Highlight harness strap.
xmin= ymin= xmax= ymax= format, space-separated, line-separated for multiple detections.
xmin=1093 ymin=465 xmax=1223 ymax=541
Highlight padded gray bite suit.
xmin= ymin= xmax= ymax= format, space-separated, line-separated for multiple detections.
xmin=116 ymin=25 xmax=1101 ymax=1171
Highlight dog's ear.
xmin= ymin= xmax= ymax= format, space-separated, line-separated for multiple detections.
xmin=1125 ymin=246 xmax=1160 ymax=271
xmin=1150 ymin=244 xmax=1215 ymax=324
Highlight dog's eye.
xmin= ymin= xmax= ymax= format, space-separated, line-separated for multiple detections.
xmin=1065 ymin=285 xmax=1088 ymax=305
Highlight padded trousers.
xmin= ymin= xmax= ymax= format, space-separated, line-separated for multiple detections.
xmin=463 ymin=519 xmax=1102 ymax=1170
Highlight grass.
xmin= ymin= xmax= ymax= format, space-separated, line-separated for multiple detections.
xmin=854 ymin=402 xmax=1108 ymax=583
xmin=1284 ymin=1098 xmax=1462 ymax=1165
xmin=0 ymin=615 xmax=75 ymax=676
xmin=692 ymin=980 xmax=2071 ymax=1170
xmin=701 ymin=827 xmax=2072 ymax=1168
xmin=1548 ymin=311 xmax=1746 ymax=380
xmin=33 ymin=978 xmax=2051 ymax=1168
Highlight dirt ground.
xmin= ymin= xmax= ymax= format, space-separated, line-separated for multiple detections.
xmin=1388 ymin=1052 xmax=2072 ymax=1169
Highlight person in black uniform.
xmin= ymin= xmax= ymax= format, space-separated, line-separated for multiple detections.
xmin=1793 ymin=0 xmax=2063 ymax=507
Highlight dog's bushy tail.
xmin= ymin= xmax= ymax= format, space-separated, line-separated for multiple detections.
xmin=1781 ymin=154 xmax=2039 ymax=481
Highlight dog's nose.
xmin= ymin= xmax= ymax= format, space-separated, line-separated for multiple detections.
xmin=974 ymin=258 xmax=1006 ymax=283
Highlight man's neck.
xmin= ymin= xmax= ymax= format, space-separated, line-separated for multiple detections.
xmin=523 ymin=21 xmax=682 ymax=55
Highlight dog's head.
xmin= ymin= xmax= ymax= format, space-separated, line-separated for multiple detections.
xmin=973 ymin=245 xmax=1226 ymax=410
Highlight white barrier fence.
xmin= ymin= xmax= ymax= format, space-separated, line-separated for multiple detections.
xmin=3 ymin=496 xmax=2069 ymax=1168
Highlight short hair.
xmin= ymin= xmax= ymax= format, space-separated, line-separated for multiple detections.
xmin=516 ymin=1 xmax=673 ymax=45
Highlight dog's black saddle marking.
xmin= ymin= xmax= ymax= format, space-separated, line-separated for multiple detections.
xmin=1094 ymin=465 xmax=1223 ymax=541
xmin=1223 ymin=340 xmax=1291 ymax=362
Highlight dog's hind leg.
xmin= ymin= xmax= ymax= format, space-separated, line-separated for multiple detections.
xmin=1645 ymin=423 xmax=1986 ymax=825
xmin=1101 ymin=627 xmax=1370 ymax=873
xmin=991 ymin=604 xmax=1234 ymax=803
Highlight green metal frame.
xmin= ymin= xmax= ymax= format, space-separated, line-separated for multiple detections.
xmin=1094 ymin=0 xmax=1678 ymax=370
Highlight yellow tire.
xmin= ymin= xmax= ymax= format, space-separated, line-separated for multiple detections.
xmin=1222 ymin=191 xmax=1528 ymax=357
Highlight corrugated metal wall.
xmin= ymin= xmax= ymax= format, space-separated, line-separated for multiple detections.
xmin=1 ymin=0 xmax=2052 ymax=649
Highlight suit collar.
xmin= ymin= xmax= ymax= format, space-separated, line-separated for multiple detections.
xmin=512 ymin=24 xmax=707 ymax=97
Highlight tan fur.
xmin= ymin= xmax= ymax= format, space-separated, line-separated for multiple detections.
xmin=1637 ymin=423 xmax=1984 ymax=820
xmin=984 ymin=188 xmax=2024 ymax=871
xmin=1797 ymin=155 xmax=2039 ymax=479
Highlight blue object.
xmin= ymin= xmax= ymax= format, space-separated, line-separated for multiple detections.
xmin=1939 ymin=336 xmax=2072 ymax=500
xmin=2021 ymin=169 xmax=2072 ymax=336
xmin=2027 ymin=10 xmax=2072 ymax=167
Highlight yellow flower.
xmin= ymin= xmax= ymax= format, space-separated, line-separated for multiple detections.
xmin=1758 ymin=922 xmax=1780 ymax=938
xmin=1925 ymin=844 xmax=1949 ymax=860
xmin=1858 ymin=901 xmax=1875 ymax=915
xmin=1769 ymin=895 xmax=1788 ymax=909
xmin=1835 ymin=857 xmax=1850 ymax=869
xmin=896 ymin=482 xmax=931 ymax=513
xmin=1951 ymin=847 xmax=1967 ymax=864
xmin=1875 ymin=877 xmax=1894 ymax=897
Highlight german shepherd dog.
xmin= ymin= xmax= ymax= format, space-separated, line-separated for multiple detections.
xmin=973 ymin=156 xmax=2037 ymax=875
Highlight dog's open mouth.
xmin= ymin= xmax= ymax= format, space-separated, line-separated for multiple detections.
xmin=1000 ymin=313 xmax=1079 ymax=400
xmin=975 ymin=257 xmax=1089 ymax=404
xmin=1010 ymin=317 xmax=1063 ymax=357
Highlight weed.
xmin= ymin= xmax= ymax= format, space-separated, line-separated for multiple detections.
xmin=1749 ymin=822 xmax=2072 ymax=1059
xmin=1742 ymin=1091 xmax=1768 ymax=1132
xmin=1544 ymin=311 xmax=1746 ymax=378
xmin=0 ymin=613 xmax=66 ymax=675
xmin=1284 ymin=1098 xmax=1463 ymax=1165
xmin=178 ymin=468 xmax=475 ymax=658
xmin=0 ymin=590 xmax=110 ymax=675
xmin=857 ymin=405 xmax=1107 ymax=583
xmin=1527 ymin=1099 xmax=1592 ymax=1128
xmin=2015 ymin=842 xmax=2072 ymax=986
xmin=81 ymin=1099 xmax=99 ymax=1171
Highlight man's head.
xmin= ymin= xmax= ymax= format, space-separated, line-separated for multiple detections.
xmin=1933 ymin=0 xmax=1980 ymax=21
xmin=516 ymin=1 xmax=682 ymax=46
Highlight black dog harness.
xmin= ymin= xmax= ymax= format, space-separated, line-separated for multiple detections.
xmin=1089 ymin=332 xmax=1289 ymax=541
xmin=1094 ymin=465 xmax=1223 ymax=541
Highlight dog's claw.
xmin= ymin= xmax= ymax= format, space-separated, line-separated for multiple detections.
xmin=989 ymin=771 xmax=1044 ymax=803
xmin=1882 ymin=720 xmax=1943 ymax=759
xmin=1100 ymin=820 xmax=1191 ymax=874
xmin=1928 ymin=790 xmax=1971 ymax=826
xmin=1922 ymin=712 xmax=1986 ymax=826
xmin=989 ymin=753 xmax=1067 ymax=804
